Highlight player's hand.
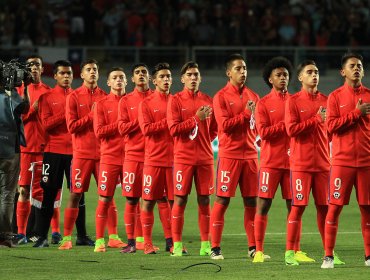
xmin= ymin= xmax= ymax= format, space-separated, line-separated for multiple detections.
xmin=196 ymin=105 xmax=212 ymax=121
xmin=356 ymin=98 xmax=370 ymax=115
xmin=317 ymin=106 xmax=326 ymax=122
xmin=32 ymin=100 xmax=39 ymax=111
xmin=246 ymin=100 xmax=256 ymax=113
xmin=91 ymin=102 xmax=96 ymax=111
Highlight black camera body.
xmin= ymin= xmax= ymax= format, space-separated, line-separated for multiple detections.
xmin=0 ymin=59 xmax=33 ymax=91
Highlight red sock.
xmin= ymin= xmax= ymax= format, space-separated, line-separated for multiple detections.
xmin=316 ymin=204 xmax=328 ymax=247
xmin=324 ymin=204 xmax=342 ymax=256
xmin=360 ymin=205 xmax=370 ymax=257
xmin=198 ymin=204 xmax=210 ymax=241
xmin=210 ymin=202 xmax=228 ymax=248
xmin=134 ymin=203 xmax=143 ymax=239
xmin=107 ymin=199 xmax=118 ymax=236
xmin=96 ymin=200 xmax=110 ymax=239
xmin=51 ymin=207 xmax=60 ymax=233
xmin=294 ymin=220 xmax=302 ymax=251
xmin=254 ymin=214 xmax=268 ymax=252
xmin=63 ymin=208 xmax=79 ymax=236
xmin=141 ymin=210 xmax=154 ymax=245
xmin=124 ymin=203 xmax=137 ymax=240
xmin=16 ymin=201 xmax=30 ymax=235
xmin=171 ymin=204 xmax=186 ymax=242
xmin=158 ymin=201 xmax=172 ymax=239
xmin=286 ymin=206 xmax=305 ymax=250
xmin=244 ymin=206 xmax=256 ymax=247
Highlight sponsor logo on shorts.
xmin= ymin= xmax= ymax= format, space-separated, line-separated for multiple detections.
xmin=176 ymin=184 xmax=182 ymax=191
xmin=221 ymin=185 xmax=228 ymax=192
xmin=296 ymin=193 xmax=303 ymax=200
xmin=75 ymin=182 xmax=81 ymax=188
xmin=42 ymin=176 xmax=48 ymax=183
xmin=333 ymin=192 xmax=340 ymax=199
xmin=125 ymin=185 xmax=131 ymax=192
xmin=261 ymin=185 xmax=268 ymax=193
xmin=100 ymin=184 xmax=106 ymax=191
xmin=144 ymin=188 xmax=150 ymax=194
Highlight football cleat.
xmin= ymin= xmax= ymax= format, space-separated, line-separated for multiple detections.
xmin=285 ymin=250 xmax=299 ymax=266
xmin=333 ymin=251 xmax=345 ymax=265
xmin=76 ymin=235 xmax=95 ymax=246
xmin=321 ymin=256 xmax=334 ymax=269
xmin=248 ymin=247 xmax=271 ymax=259
xmin=170 ymin=241 xmax=183 ymax=257
xmin=365 ymin=256 xmax=370 ymax=267
xmin=210 ymin=247 xmax=224 ymax=260
xmin=58 ymin=236 xmax=73 ymax=250
xmin=107 ymin=235 xmax=127 ymax=248
xmin=144 ymin=243 xmax=157 ymax=255
xmin=33 ymin=238 xmax=49 ymax=248
xmin=94 ymin=239 xmax=106 ymax=253
xmin=165 ymin=237 xmax=173 ymax=252
xmin=200 ymin=241 xmax=211 ymax=256
xmin=51 ymin=232 xmax=62 ymax=244
xmin=294 ymin=251 xmax=315 ymax=263
xmin=14 ymin=234 xmax=27 ymax=245
xmin=120 ymin=245 xmax=136 ymax=254
xmin=252 ymin=251 xmax=265 ymax=263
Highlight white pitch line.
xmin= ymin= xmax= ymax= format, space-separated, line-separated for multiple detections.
xmin=224 ymin=231 xmax=361 ymax=236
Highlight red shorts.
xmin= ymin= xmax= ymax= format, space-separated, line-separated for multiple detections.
xmin=142 ymin=165 xmax=174 ymax=201
xmin=122 ymin=160 xmax=143 ymax=198
xmin=97 ymin=163 xmax=122 ymax=197
xmin=216 ymin=158 xmax=258 ymax=198
xmin=19 ymin=153 xmax=43 ymax=186
xmin=290 ymin=171 xmax=329 ymax=206
xmin=329 ymin=166 xmax=370 ymax=205
xmin=29 ymin=161 xmax=62 ymax=209
xmin=71 ymin=158 xmax=99 ymax=193
xmin=258 ymin=168 xmax=291 ymax=199
xmin=173 ymin=163 xmax=214 ymax=196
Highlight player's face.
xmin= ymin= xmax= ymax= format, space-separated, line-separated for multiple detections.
xmin=132 ymin=66 xmax=149 ymax=87
xmin=181 ymin=67 xmax=201 ymax=92
xmin=153 ymin=69 xmax=172 ymax=94
xmin=81 ymin=63 xmax=99 ymax=85
xmin=341 ymin=57 xmax=364 ymax=83
xmin=299 ymin=64 xmax=319 ymax=88
xmin=27 ymin=58 xmax=43 ymax=83
xmin=107 ymin=70 xmax=127 ymax=94
xmin=54 ymin=66 xmax=73 ymax=88
xmin=269 ymin=67 xmax=289 ymax=92
xmin=227 ymin=59 xmax=247 ymax=87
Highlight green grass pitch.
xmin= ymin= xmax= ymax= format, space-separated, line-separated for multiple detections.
xmin=0 ymin=182 xmax=368 ymax=280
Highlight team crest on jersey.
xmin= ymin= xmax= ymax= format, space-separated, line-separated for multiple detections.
xmin=100 ymin=184 xmax=106 ymax=191
xmin=296 ymin=193 xmax=303 ymax=200
xmin=221 ymin=185 xmax=228 ymax=192
xmin=333 ymin=192 xmax=340 ymax=199
xmin=42 ymin=176 xmax=48 ymax=183
xmin=75 ymin=182 xmax=81 ymax=188
xmin=125 ymin=185 xmax=131 ymax=192
xmin=261 ymin=185 xmax=268 ymax=193
xmin=176 ymin=184 xmax=182 ymax=191
xmin=144 ymin=188 xmax=150 ymax=194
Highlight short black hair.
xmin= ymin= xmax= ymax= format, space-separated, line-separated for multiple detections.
xmin=341 ymin=52 xmax=363 ymax=68
xmin=262 ymin=56 xmax=293 ymax=88
xmin=297 ymin=60 xmax=317 ymax=76
xmin=131 ymin=63 xmax=149 ymax=74
xmin=53 ymin=60 xmax=72 ymax=74
xmin=152 ymin=62 xmax=170 ymax=78
xmin=180 ymin=61 xmax=199 ymax=76
xmin=225 ymin=53 xmax=245 ymax=70
xmin=26 ymin=55 xmax=43 ymax=64
xmin=107 ymin=67 xmax=125 ymax=78
xmin=80 ymin=58 xmax=98 ymax=71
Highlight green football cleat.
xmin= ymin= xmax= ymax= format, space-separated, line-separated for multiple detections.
xmin=294 ymin=251 xmax=315 ymax=263
xmin=285 ymin=250 xmax=299 ymax=266
xmin=252 ymin=251 xmax=265 ymax=263
xmin=333 ymin=251 xmax=345 ymax=265
xmin=200 ymin=241 xmax=211 ymax=256
xmin=170 ymin=241 xmax=183 ymax=257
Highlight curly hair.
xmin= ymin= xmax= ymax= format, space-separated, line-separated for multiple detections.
xmin=262 ymin=56 xmax=293 ymax=88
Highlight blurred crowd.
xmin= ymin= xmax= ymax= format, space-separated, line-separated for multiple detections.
xmin=1 ymin=0 xmax=370 ymax=48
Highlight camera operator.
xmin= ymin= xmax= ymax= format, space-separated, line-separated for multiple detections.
xmin=0 ymin=60 xmax=30 ymax=247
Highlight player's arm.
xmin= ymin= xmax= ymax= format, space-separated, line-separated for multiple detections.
xmin=93 ymin=101 xmax=118 ymax=139
xmin=255 ymin=101 xmax=285 ymax=140
xmin=167 ymin=96 xmax=198 ymax=136
xmin=326 ymin=94 xmax=363 ymax=134
xmin=213 ymin=94 xmax=248 ymax=133
xmin=285 ymin=98 xmax=320 ymax=137
xmin=117 ymin=97 xmax=140 ymax=136
xmin=139 ymin=101 xmax=167 ymax=136
xmin=209 ymin=108 xmax=218 ymax=141
xmin=65 ymin=93 xmax=93 ymax=133
xmin=38 ymin=94 xmax=65 ymax=131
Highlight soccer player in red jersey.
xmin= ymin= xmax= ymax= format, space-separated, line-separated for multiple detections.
xmin=322 ymin=53 xmax=370 ymax=268
xmin=93 ymin=67 xmax=127 ymax=252
xmin=167 ymin=61 xmax=217 ymax=256
xmin=33 ymin=60 xmax=74 ymax=247
xmin=15 ymin=55 xmax=51 ymax=244
xmin=119 ymin=63 xmax=172 ymax=253
xmin=138 ymin=62 xmax=174 ymax=254
xmin=210 ymin=54 xmax=259 ymax=260
xmin=284 ymin=60 xmax=330 ymax=265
